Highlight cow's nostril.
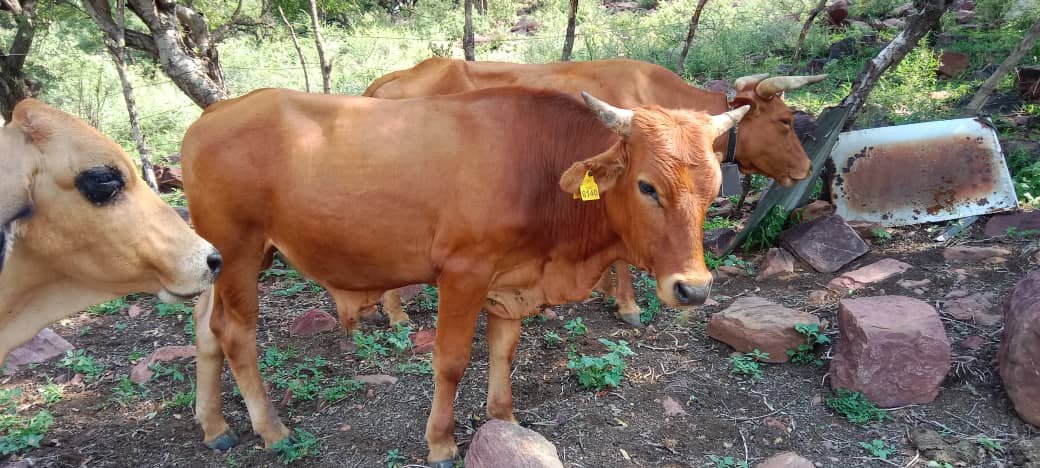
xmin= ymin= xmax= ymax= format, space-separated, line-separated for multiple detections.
xmin=674 ymin=281 xmax=707 ymax=306
xmin=207 ymin=252 xmax=223 ymax=278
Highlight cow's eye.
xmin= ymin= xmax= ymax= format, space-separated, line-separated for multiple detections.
xmin=76 ymin=165 xmax=125 ymax=205
xmin=638 ymin=180 xmax=659 ymax=202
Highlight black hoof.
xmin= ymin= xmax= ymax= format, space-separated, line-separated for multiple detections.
xmin=617 ymin=312 xmax=644 ymax=328
xmin=428 ymin=460 xmax=455 ymax=468
xmin=205 ymin=429 xmax=239 ymax=451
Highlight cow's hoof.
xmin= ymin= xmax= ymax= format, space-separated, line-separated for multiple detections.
xmin=428 ymin=459 xmax=455 ymax=468
xmin=616 ymin=312 xmax=644 ymax=328
xmin=205 ymin=429 xmax=239 ymax=451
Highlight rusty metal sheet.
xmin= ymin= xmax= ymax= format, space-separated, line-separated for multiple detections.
xmin=829 ymin=117 xmax=1019 ymax=227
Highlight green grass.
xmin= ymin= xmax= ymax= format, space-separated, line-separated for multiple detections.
xmin=111 ymin=376 xmax=148 ymax=406
xmin=273 ymin=429 xmax=319 ymax=463
xmin=728 ymin=349 xmax=768 ymax=380
xmin=88 ymin=297 xmax=127 ymax=316
xmin=59 ymin=350 xmax=106 ymax=381
xmin=859 ymin=439 xmax=895 ymax=460
xmin=827 ymin=388 xmax=887 ymax=425
xmin=0 ymin=389 xmax=54 ymax=456
xmin=567 ymin=339 xmax=635 ymax=391
xmin=743 ymin=205 xmax=790 ymax=253
xmin=323 ymin=378 xmax=366 ymax=402
xmin=165 ymin=389 xmax=196 ymax=411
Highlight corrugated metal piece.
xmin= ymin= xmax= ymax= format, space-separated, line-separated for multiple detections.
xmin=829 ymin=117 xmax=1019 ymax=227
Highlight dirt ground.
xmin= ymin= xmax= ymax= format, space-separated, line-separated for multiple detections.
xmin=2 ymin=213 xmax=1038 ymax=468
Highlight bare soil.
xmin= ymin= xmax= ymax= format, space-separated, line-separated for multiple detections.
xmin=2 ymin=217 xmax=1038 ymax=468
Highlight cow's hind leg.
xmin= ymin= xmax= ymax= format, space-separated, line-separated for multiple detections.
xmin=194 ymin=288 xmax=237 ymax=450
xmin=382 ymin=289 xmax=412 ymax=327
xmin=613 ymin=262 xmax=643 ymax=327
xmin=485 ymin=314 xmax=521 ymax=423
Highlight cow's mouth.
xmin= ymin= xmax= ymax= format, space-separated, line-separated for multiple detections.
xmin=157 ymin=287 xmax=204 ymax=304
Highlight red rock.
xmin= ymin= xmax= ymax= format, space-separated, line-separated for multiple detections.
xmin=540 ymin=307 xmax=560 ymax=321
xmin=939 ymin=51 xmax=970 ymax=77
xmin=943 ymin=245 xmax=1012 ymax=261
xmin=958 ymin=335 xmax=986 ymax=350
xmin=756 ymin=248 xmax=796 ymax=281
xmin=827 ymin=258 xmax=913 ymax=292
xmin=704 ymin=228 xmax=737 ymax=257
xmin=660 ymin=396 xmax=685 ymax=417
xmin=510 ymin=16 xmax=540 ymax=35
xmin=826 ymin=0 xmax=848 ymax=26
xmin=127 ymin=304 xmax=143 ymax=318
xmin=3 ymin=328 xmax=73 ymax=375
xmin=707 ymin=296 xmax=821 ymax=363
xmin=465 ymin=419 xmax=563 ymax=468
xmin=473 ymin=34 xmax=493 ymax=45
xmin=984 ymin=211 xmax=1040 ymax=237
xmin=705 ymin=80 xmax=729 ymax=94
xmin=898 ymin=278 xmax=931 ymax=289
xmin=945 ymin=288 xmax=970 ymax=299
xmin=1000 ymin=270 xmax=1040 ymax=427
xmin=356 ymin=374 xmax=398 ymax=385
xmin=955 ymin=9 xmax=974 ymax=23
xmin=796 ymin=200 xmax=835 ymax=223
xmin=130 ymin=345 xmax=196 ymax=383
xmin=808 ymin=290 xmax=835 ymax=306
xmin=411 ymin=328 xmax=436 ymax=354
xmin=763 ymin=416 xmax=787 ymax=433
xmin=399 ymin=284 xmax=425 ymax=302
xmin=779 ymin=214 xmax=868 ymax=273
xmin=717 ymin=265 xmax=749 ymax=278
xmin=831 ymin=296 xmax=951 ymax=407
xmin=943 ymin=292 xmax=1001 ymax=325
xmin=878 ymin=18 xmax=905 ymax=29
xmin=153 ymin=164 xmax=183 ymax=191
xmin=756 ymin=451 xmax=814 ymax=468
xmin=289 ymin=309 xmax=338 ymax=337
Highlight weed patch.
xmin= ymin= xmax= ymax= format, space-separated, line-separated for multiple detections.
xmin=567 ymin=338 xmax=635 ymax=391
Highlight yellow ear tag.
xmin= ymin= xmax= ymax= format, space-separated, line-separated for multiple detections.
xmin=578 ymin=171 xmax=600 ymax=201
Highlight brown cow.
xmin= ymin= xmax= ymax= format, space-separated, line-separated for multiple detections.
xmin=363 ymin=57 xmax=827 ymax=327
xmin=0 ymin=99 xmax=222 ymax=367
xmin=181 ymin=86 xmax=747 ymax=466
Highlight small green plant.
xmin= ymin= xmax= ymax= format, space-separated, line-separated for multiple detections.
xmin=59 ymin=349 xmax=105 ymax=381
xmin=563 ymin=317 xmax=587 ymax=336
xmin=786 ymin=323 xmax=832 ymax=366
xmin=1007 ymin=227 xmax=1040 ymax=239
xmin=566 ymin=339 xmax=635 ymax=391
xmin=977 ymin=436 xmax=1004 ymax=454
xmin=827 ymin=388 xmax=887 ymax=424
xmin=542 ymin=331 xmax=563 ymax=348
xmin=38 ymin=382 xmax=63 ymax=405
xmin=416 ymin=285 xmax=439 ymax=311
xmin=927 ymin=461 xmax=953 ymax=468
xmin=111 ymin=376 xmax=147 ymax=406
xmin=128 ymin=350 xmax=147 ymax=362
xmin=322 ymin=378 xmax=365 ymax=402
xmin=184 ymin=315 xmax=196 ymax=341
xmin=729 ymin=349 xmax=768 ymax=380
xmin=383 ymin=325 xmax=414 ymax=354
xmin=0 ymin=400 xmax=54 ymax=456
xmin=273 ymin=280 xmax=308 ymax=297
xmin=384 ymin=448 xmax=408 ymax=467
xmin=272 ymin=429 xmax=318 ymax=463
xmin=635 ymin=274 xmax=660 ymax=325
xmin=88 ymin=297 xmax=127 ymax=315
xmin=871 ymin=228 xmax=893 ymax=243
xmin=703 ymin=216 xmax=736 ymax=230
xmin=165 ymin=389 xmax=196 ymax=411
xmin=396 ymin=361 xmax=434 ymax=375
xmin=148 ymin=362 xmax=187 ymax=382
xmin=860 ymin=439 xmax=895 ymax=459
xmin=743 ymin=204 xmax=789 ymax=252
xmin=259 ymin=259 xmax=303 ymax=281
xmin=708 ymin=455 xmax=749 ymax=468
xmin=78 ymin=326 xmax=91 ymax=337
xmin=160 ymin=189 xmax=187 ymax=207
xmin=705 ymin=253 xmax=755 ymax=274
xmin=353 ymin=331 xmax=389 ymax=360
xmin=156 ymin=301 xmax=193 ymax=317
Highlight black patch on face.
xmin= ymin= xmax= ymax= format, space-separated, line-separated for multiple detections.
xmin=75 ymin=165 xmax=126 ymax=206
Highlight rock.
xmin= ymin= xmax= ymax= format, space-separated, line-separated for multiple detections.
xmin=473 ymin=34 xmax=493 ymax=45
xmin=827 ymin=37 xmax=858 ymax=61
xmin=705 ymin=80 xmax=729 ymax=94
xmin=1000 ymin=270 xmax=1040 ymax=427
xmin=888 ymin=2 xmax=914 ymax=16
xmin=792 ymin=110 xmax=817 ymax=142
xmin=716 ymin=265 xmax=749 ymax=278
xmin=957 ymin=335 xmax=986 ymax=350
xmin=826 ymin=0 xmax=848 ymax=26
xmin=707 ymin=296 xmax=821 ymax=363
xmin=127 ymin=304 xmax=143 ymax=318
xmin=399 ymin=283 xmax=425 ymax=302
xmin=356 ymin=374 xmax=398 ymax=386
xmin=938 ymin=51 xmax=970 ymax=77
xmin=846 ymin=221 xmax=886 ymax=240
xmin=802 ymin=58 xmax=830 ymax=74
xmin=849 ymin=20 xmax=873 ymax=32
xmin=130 ymin=345 xmax=196 ymax=383
xmin=827 ymin=258 xmax=912 ymax=292
xmin=807 ymin=290 xmax=835 ymax=306
xmin=985 ymin=211 xmax=1040 ymax=237
xmin=1 ymin=461 xmax=33 ymax=468
xmin=607 ymin=1 xmax=639 ymax=12
xmin=660 ymin=396 xmax=685 ymax=417
xmin=943 ymin=292 xmax=1001 ymax=325
xmin=943 ymin=245 xmax=1012 ymax=261
xmin=3 ymin=328 xmax=74 ymax=375
xmin=755 ymin=452 xmax=814 ymax=468
xmin=510 ymin=16 xmax=540 ymax=35
xmin=1012 ymin=437 xmax=1040 ymax=467
xmin=289 ymin=309 xmax=338 ymax=337
xmin=878 ymin=18 xmax=905 ymax=29
xmin=709 ymin=198 xmax=735 ymax=217
xmin=756 ymin=248 xmax=796 ymax=281
xmin=910 ymin=427 xmax=980 ymax=466
xmin=703 ymin=228 xmax=737 ymax=257
xmin=945 ymin=288 xmax=970 ymax=299
xmin=779 ymin=215 xmax=868 ymax=273
xmin=411 ymin=328 xmax=436 ymax=354
xmin=464 ymin=419 xmax=563 ymax=468
xmin=153 ymin=164 xmax=183 ymax=191
xmin=929 ymin=90 xmax=953 ymax=100
xmin=795 ymin=200 xmax=834 ymax=223
xmin=897 ymin=278 xmax=931 ymax=289
xmin=955 ymin=9 xmax=974 ymax=23
xmin=1019 ymin=66 xmax=1040 ymax=101
xmin=935 ymin=32 xmax=966 ymax=48
xmin=830 ymin=296 xmax=951 ymax=407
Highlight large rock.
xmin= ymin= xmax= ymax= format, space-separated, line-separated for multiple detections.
xmin=830 ymin=296 xmax=951 ymax=407
xmin=878 ymin=18 xmax=906 ymax=29
xmin=827 ymin=37 xmax=858 ymax=60
xmin=999 ymin=270 xmax=1040 ymax=427
xmin=707 ymin=296 xmax=820 ymax=363
xmin=985 ymin=211 xmax=1040 ymax=237
xmin=153 ymin=164 xmax=183 ymax=191
xmin=756 ymin=452 xmax=814 ymax=468
xmin=942 ymin=292 xmax=1001 ymax=325
xmin=130 ymin=345 xmax=196 ymax=383
xmin=779 ymin=214 xmax=868 ymax=273
xmin=704 ymin=228 xmax=737 ymax=257
xmin=826 ymin=0 xmax=848 ymax=25
xmin=289 ymin=309 xmax=338 ymax=337
xmin=938 ymin=51 xmax=970 ymax=77
xmin=827 ymin=258 xmax=912 ymax=292
xmin=464 ymin=420 xmax=563 ymax=468
xmin=756 ymin=248 xmax=796 ymax=281
xmin=3 ymin=328 xmax=73 ymax=375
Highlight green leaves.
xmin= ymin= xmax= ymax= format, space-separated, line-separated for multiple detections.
xmin=567 ymin=339 xmax=635 ymax=391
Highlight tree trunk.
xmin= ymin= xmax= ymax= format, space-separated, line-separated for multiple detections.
xmin=966 ymin=17 xmax=1040 ymax=114
xmin=675 ymin=0 xmax=709 ymax=76
xmin=561 ymin=0 xmax=578 ymax=61
xmin=791 ymin=0 xmax=827 ymax=69
xmin=0 ymin=0 xmax=40 ymax=121
xmin=278 ymin=6 xmax=311 ymax=93
xmin=307 ymin=0 xmax=331 ymax=94
xmin=463 ymin=0 xmax=475 ymax=61
xmin=107 ymin=0 xmax=158 ymax=192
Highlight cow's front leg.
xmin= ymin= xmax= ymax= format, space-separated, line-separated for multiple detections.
xmin=613 ymin=262 xmax=643 ymax=327
xmin=425 ymin=266 xmax=490 ymax=468
xmin=485 ymin=314 xmax=521 ymax=422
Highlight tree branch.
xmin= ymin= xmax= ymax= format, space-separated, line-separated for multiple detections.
xmin=82 ymin=0 xmax=158 ymax=57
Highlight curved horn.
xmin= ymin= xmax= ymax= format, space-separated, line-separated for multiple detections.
xmin=581 ymin=91 xmax=633 ymax=137
xmin=710 ymin=105 xmax=750 ymax=139
xmin=755 ymin=74 xmax=829 ymax=98
xmin=732 ymin=73 xmax=769 ymax=92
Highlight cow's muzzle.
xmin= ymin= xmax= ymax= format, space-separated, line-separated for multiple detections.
xmin=674 ymin=281 xmax=710 ymax=306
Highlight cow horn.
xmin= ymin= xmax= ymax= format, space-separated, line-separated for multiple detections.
xmin=582 ymin=92 xmax=633 ymax=137
xmin=732 ymin=73 xmax=769 ymax=92
xmin=710 ymin=105 xmax=750 ymax=139
xmin=754 ymin=74 xmax=829 ymax=98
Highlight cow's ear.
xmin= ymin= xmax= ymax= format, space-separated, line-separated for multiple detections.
xmin=559 ymin=146 xmax=626 ymax=195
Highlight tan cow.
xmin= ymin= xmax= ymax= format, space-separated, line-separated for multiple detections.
xmin=364 ymin=57 xmax=827 ymax=327
xmin=0 ymin=99 xmax=222 ymax=368
xmin=181 ymin=87 xmax=747 ymax=466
